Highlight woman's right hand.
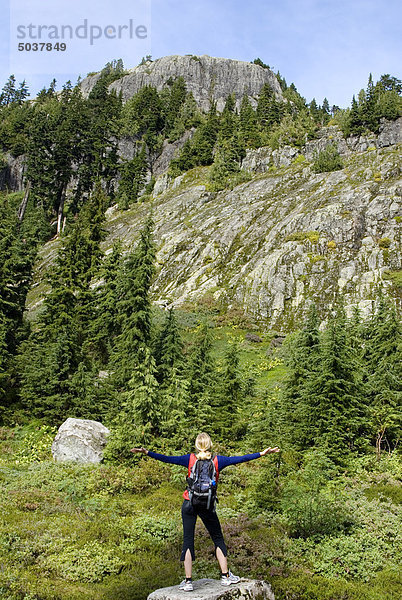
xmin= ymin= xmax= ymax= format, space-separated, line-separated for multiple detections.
xmin=130 ymin=447 xmax=148 ymax=454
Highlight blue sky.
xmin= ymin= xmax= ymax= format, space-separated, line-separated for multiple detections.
xmin=0 ymin=0 xmax=401 ymax=108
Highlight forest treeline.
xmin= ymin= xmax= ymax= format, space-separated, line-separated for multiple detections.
xmin=1 ymin=59 xmax=401 ymax=225
xmin=0 ymin=58 xmax=401 ymax=465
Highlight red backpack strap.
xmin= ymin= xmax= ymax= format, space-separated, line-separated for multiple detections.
xmin=213 ymin=454 xmax=219 ymax=481
xmin=188 ymin=453 xmax=197 ymax=477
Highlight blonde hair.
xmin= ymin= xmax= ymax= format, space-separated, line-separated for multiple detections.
xmin=195 ymin=432 xmax=213 ymax=460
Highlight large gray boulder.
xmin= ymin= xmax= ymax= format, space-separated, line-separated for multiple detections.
xmin=147 ymin=578 xmax=274 ymax=600
xmin=51 ymin=418 xmax=110 ymax=463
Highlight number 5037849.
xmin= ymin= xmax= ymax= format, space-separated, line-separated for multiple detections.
xmin=18 ymin=43 xmax=67 ymax=51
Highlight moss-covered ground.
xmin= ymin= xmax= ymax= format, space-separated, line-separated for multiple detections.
xmin=1 ymin=426 xmax=401 ymax=600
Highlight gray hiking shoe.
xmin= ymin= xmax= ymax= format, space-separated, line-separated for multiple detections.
xmin=221 ymin=570 xmax=241 ymax=586
xmin=179 ymin=579 xmax=194 ymax=591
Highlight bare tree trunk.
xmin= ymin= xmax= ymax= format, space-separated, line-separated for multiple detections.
xmin=56 ymin=189 xmax=66 ymax=236
xmin=17 ymin=181 xmax=31 ymax=222
xmin=376 ymin=426 xmax=386 ymax=460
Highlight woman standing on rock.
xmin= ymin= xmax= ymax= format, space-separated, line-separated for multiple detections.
xmin=131 ymin=432 xmax=280 ymax=592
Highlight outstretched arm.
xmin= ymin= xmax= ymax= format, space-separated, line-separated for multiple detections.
xmin=218 ymin=447 xmax=280 ymax=470
xmin=130 ymin=447 xmax=190 ymax=467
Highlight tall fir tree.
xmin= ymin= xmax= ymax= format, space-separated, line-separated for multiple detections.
xmin=305 ymin=307 xmax=365 ymax=461
xmin=118 ymin=145 xmax=148 ymax=207
xmin=18 ymin=185 xmax=107 ymax=421
xmin=239 ymin=95 xmax=260 ymax=148
xmin=124 ymin=345 xmax=161 ymax=441
xmin=112 ymin=216 xmax=156 ymax=388
xmin=187 ymin=321 xmax=215 ymax=430
xmin=280 ymin=303 xmax=321 ymax=450
xmin=88 ymin=241 xmax=122 ymax=365
xmin=154 ymin=308 xmax=184 ymax=385
xmin=363 ymin=296 xmax=402 ymax=457
xmin=161 ymin=366 xmax=191 ymax=446
xmin=106 ymin=346 xmax=161 ymax=459
xmin=215 ymin=342 xmax=243 ymax=438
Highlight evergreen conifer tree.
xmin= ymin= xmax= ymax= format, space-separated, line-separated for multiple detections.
xmin=112 ymin=216 xmax=156 ymax=388
xmin=89 ymin=241 xmax=122 ymax=365
xmin=321 ymin=98 xmax=331 ymax=124
xmin=348 ymin=95 xmax=364 ymax=135
xmin=220 ymin=94 xmax=237 ymax=139
xmin=257 ymin=83 xmax=274 ymax=126
xmin=160 ymin=76 xmax=187 ymax=135
xmin=239 ymin=95 xmax=260 ymax=147
xmin=309 ymin=98 xmax=320 ymax=122
xmin=280 ymin=303 xmax=321 ymax=450
xmin=208 ymin=130 xmax=245 ymax=191
xmin=154 ymin=308 xmax=183 ymax=385
xmin=161 ymin=367 xmax=191 ymax=445
xmin=305 ymin=308 xmax=365 ymax=461
xmin=187 ymin=321 xmax=215 ymax=429
xmin=215 ymin=342 xmax=242 ymax=437
xmin=106 ymin=346 xmax=161 ymax=459
xmin=118 ymin=145 xmax=148 ymax=206
xmin=125 ymin=345 xmax=161 ymax=440
xmin=18 ymin=185 xmax=107 ymax=421
xmin=363 ymin=296 xmax=402 ymax=457
xmin=167 ymin=92 xmax=200 ymax=142
xmin=0 ymin=313 xmax=10 ymax=417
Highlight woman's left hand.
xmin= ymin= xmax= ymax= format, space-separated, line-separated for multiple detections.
xmin=260 ymin=447 xmax=280 ymax=455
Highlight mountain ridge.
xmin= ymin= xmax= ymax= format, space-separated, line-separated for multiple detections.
xmin=80 ymin=54 xmax=284 ymax=111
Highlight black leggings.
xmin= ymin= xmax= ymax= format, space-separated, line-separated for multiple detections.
xmin=180 ymin=499 xmax=228 ymax=561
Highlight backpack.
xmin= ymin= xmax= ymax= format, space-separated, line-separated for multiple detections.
xmin=186 ymin=453 xmax=219 ymax=511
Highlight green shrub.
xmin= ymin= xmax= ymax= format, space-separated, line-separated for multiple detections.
xmin=383 ymin=269 xmax=402 ymax=289
xmin=285 ymin=231 xmax=320 ymax=244
xmin=43 ymin=540 xmax=124 ymax=583
xmin=249 ymin=455 xmax=283 ymax=512
xmin=118 ymin=514 xmax=179 ymax=552
xmin=271 ymin=571 xmax=402 ymax=600
xmin=87 ymin=459 xmax=170 ymax=496
xmin=13 ymin=425 xmax=57 ymax=465
xmin=280 ymin=450 xmax=351 ymax=538
xmin=312 ymin=144 xmax=343 ymax=173
xmin=268 ymin=112 xmax=317 ymax=149
xmin=292 ymin=528 xmax=401 ymax=581
xmin=378 ymin=237 xmax=391 ymax=248
xmin=363 ymin=482 xmax=402 ymax=504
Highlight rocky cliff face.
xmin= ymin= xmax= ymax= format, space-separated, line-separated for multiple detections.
xmin=2 ymin=56 xmax=283 ymax=193
xmin=80 ymin=55 xmax=283 ymax=111
xmin=26 ymin=120 xmax=402 ymax=331
xmin=0 ymin=152 xmax=25 ymax=191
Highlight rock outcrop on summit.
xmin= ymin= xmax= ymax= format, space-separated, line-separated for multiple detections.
xmin=80 ymin=55 xmax=283 ymax=111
